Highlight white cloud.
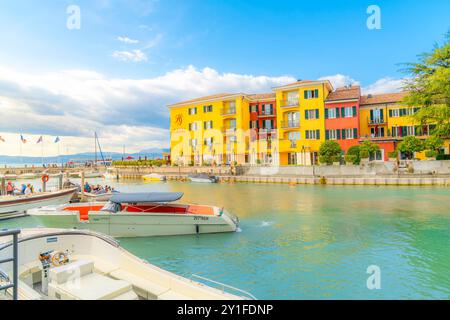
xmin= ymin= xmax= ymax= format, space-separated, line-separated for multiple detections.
xmin=362 ymin=77 xmax=405 ymax=94
xmin=0 ymin=65 xmax=295 ymax=156
xmin=112 ymin=49 xmax=147 ymax=62
xmin=117 ymin=36 xmax=139 ymax=44
xmin=319 ymin=74 xmax=360 ymax=89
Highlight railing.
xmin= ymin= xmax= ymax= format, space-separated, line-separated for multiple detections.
xmin=368 ymin=118 xmax=386 ymax=125
xmin=221 ymin=108 xmax=236 ymax=116
xmin=281 ymin=120 xmax=300 ymax=129
xmin=280 ymin=99 xmax=299 ymax=108
xmin=221 ymin=127 xmax=237 ymax=135
xmin=190 ymin=274 xmax=257 ymax=300
xmin=0 ymin=229 xmax=20 ymax=300
xmin=258 ymin=110 xmax=274 ymax=116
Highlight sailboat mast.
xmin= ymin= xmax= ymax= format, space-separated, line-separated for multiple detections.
xmin=94 ymin=132 xmax=97 ymax=168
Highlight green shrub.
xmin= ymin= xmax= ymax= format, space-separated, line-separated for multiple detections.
xmin=360 ymin=150 xmax=369 ymax=159
xmin=319 ymin=141 xmax=342 ymax=165
xmin=345 ymin=155 xmax=357 ymax=164
xmin=436 ymin=154 xmax=450 ymax=160
xmin=425 ymin=150 xmax=438 ymax=158
xmin=388 ymin=151 xmax=398 ymax=158
xmin=346 ymin=145 xmax=361 ymax=164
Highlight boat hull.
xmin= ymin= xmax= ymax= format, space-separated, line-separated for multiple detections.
xmin=0 ymin=188 xmax=78 ymax=217
xmin=189 ymin=177 xmax=216 ymax=183
xmin=82 ymin=192 xmax=115 ymax=202
xmin=29 ymin=209 xmax=238 ymax=238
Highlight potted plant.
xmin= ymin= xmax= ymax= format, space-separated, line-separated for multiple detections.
xmin=388 ymin=151 xmax=398 ymax=162
xmin=318 ymin=141 xmax=342 ymax=165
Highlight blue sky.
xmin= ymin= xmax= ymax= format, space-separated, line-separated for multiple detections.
xmin=0 ymin=0 xmax=449 ymax=155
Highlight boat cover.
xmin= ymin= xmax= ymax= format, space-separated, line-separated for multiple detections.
xmin=110 ymin=192 xmax=184 ymax=204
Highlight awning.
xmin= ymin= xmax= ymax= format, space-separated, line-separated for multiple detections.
xmin=110 ymin=192 xmax=184 ymax=204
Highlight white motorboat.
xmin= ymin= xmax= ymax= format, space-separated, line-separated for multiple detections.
xmin=28 ymin=192 xmax=239 ymax=237
xmin=3 ymin=174 xmax=17 ymax=180
xmin=81 ymin=190 xmax=118 ymax=202
xmin=17 ymin=173 xmax=38 ymax=180
xmin=0 ymin=228 xmax=253 ymax=300
xmin=188 ymin=173 xmax=219 ymax=183
xmin=142 ymin=173 xmax=166 ymax=182
xmin=0 ymin=188 xmax=78 ymax=219
xmin=103 ymin=168 xmax=118 ymax=180
xmin=84 ymin=171 xmax=103 ymax=178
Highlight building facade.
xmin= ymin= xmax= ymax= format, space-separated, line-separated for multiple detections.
xmin=169 ymin=82 xmax=449 ymax=166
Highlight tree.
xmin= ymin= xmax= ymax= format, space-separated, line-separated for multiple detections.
xmin=345 ymin=145 xmax=361 ymax=164
xmin=424 ymin=136 xmax=444 ymax=151
xmin=401 ymin=29 xmax=450 ymax=138
xmin=318 ymin=141 xmax=342 ymax=165
xmin=398 ymin=136 xmax=425 ymax=159
xmin=359 ymin=141 xmax=380 ymax=159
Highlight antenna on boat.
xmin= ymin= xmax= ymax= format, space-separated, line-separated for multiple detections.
xmin=94 ymin=132 xmax=107 ymax=168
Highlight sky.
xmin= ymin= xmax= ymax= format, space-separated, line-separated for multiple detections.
xmin=0 ymin=0 xmax=449 ymax=156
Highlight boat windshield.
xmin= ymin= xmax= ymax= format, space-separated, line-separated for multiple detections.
xmin=100 ymin=201 xmax=122 ymax=213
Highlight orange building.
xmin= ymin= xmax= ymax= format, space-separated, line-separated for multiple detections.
xmin=324 ymin=86 xmax=361 ymax=152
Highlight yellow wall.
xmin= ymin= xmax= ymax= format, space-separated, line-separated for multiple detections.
xmin=275 ymin=82 xmax=330 ymax=165
xmin=169 ymin=95 xmax=250 ymax=165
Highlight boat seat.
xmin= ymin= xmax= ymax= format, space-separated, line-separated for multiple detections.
xmin=109 ymin=269 xmax=169 ymax=300
xmin=48 ymin=260 xmax=135 ymax=300
xmin=71 ymin=255 xmax=119 ymax=275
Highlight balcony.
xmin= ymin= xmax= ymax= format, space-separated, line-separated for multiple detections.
xmin=280 ymin=99 xmax=299 ymax=108
xmin=221 ymin=127 xmax=237 ymax=135
xmin=279 ymin=139 xmax=298 ymax=150
xmin=368 ymin=118 xmax=386 ymax=126
xmin=258 ymin=110 xmax=275 ymax=117
xmin=221 ymin=107 xmax=236 ymax=116
xmin=281 ymin=120 xmax=300 ymax=129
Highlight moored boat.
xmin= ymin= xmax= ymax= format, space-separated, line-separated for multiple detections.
xmin=0 ymin=228 xmax=252 ymax=300
xmin=84 ymin=171 xmax=103 ymax=178
xmin=17 ymin=173 xmax=38 ymax=180
xmin=3 ymin=174 xmax=17 ymax=180
xmin=28 ymin=192 xmax=239 ymax=237
xmin=188 ymin=173 xmax=219 ymax=183
xmin=0 ymin=188 xmax=78 ymax=219
xmin=81 ymin=190 xmax=118 ymax=202
xmin=142 ymin=173 xmax=166 ymax=182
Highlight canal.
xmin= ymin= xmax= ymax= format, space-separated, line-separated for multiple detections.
xmin=1 ymin=179 xmax=449 ymax=299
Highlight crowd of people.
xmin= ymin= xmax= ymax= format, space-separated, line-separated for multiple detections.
xmin=83 ymin=182 xmax=113 ymax=194
xmin=6 ymin=181 xmax=36 ymax=196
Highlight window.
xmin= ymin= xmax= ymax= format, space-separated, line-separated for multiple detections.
xmin=203 ymin=105 xmax=213 ymax=113
xmin=262 ymin=104 xmax=273 ymax=115
xmin=229 ymin=119 xmax=237 ymax=128
xmin=370 ymin=127 xmax=385 ymax=138
xmin=204 ymin=137 xmax=213 ymax=146
xmin=203 ymin=121 xmax=213 ymax=130
xmin=288 ymin=131 xmax=301 ymax=141
xmin=190 ymin=139 xmax=198 ymax=147
xmin=305 ymin=109 xmax=319 ymax=120
xmin=250 ymin=120 xmax=258 ymax=129
xmin=306 ymin=129 xmax=320 ymax=140
xmin=343 ymin=107 xmax=354 ymax=118
xmin=263 ymin=120 xmax=273 ymax=130
xmin=370 ymin=109 xmax=384 ymax=124
xmin=188 ymin=122 xmax=198 ymax=131
xmin=390 ymin=109 xmax=400 ymax=117
xmin=286 ymin=112 xmax=300 ymax=127
xmin=325 ymin=129 xmax=339 ymax=140
xmin=342 ymin=128 xmax=357 ymax=139
xmin=250 ymin=105 xmax=258 ymax=113
xmin=188 ymin=107 xmax=197 ymax=115
xmin=288 ymin=153 xmax=297 ymax=165
xmin=327 ymin=108 xmax=337 ymax=119
xmin=304 ymin=89 xmax=319 ymax=99
xmin=287 ymin=92 xmax=299 ymax=104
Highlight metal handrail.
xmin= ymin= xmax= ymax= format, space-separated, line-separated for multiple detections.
xmin=191 ymin=273 xmax=257 ymax=300
xmin=0 ymin=229 xmax=20 ymax=300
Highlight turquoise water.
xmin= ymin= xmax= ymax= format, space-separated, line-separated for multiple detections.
xmin=1 ymin=180 xmax=449 ymax=299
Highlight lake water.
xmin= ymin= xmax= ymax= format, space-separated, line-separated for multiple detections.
xmin=1 ymin=179 xmax=449 ymax=299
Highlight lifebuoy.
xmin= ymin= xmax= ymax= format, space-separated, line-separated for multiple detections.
xmin=42 ymin=174 xmax=50 ymax=183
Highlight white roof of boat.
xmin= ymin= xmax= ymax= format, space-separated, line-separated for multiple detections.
xmin=110 ymin=192 xmax=184 ymax=204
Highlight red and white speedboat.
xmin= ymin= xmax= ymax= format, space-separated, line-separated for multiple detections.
xmin=0 ymin=188 xmax=78 ymax=220
xmin=28 ymin=192 xmax=239 ymax=238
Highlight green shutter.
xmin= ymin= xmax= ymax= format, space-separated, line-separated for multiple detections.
xmin=336 ymin=108 xmax=340 ymax=118
xmin=306 ymin=130 xmax=309 ymax=139
xmin=316 ymin=129 xmax=320 ymax=140
xmin=316 ymin=109 xmax=319 ymax=119
xmin=337 ymin=129 xmax=341 ymax=140
xmin=370 ymin=109 xmax=374 ymax=121
xmin=353 ymin=128 xmax=357 ymax=139
xmin=342 ymin=129 xmax=346 ymax=139
xmin=389 ymin=109 xmax=393 ymax=117
xmin=325 ymin=108 xmax=329 ymax=119
xmin=305 ymin=110 xmax=309 ymax=119
xmin=380 ymin=109 xmax=384 ymax=121
xmin=314 ymin=89 xmax=319 ymax=98
xmin=341 ymin=107 xmax=345 ymax=117
xmin=325 ymin=130 xmax=329 ymax=140
xmin=352 ymin=106 xmax=357 ymax=117
xmin=304 ymin=91 xmax=307 ymax=99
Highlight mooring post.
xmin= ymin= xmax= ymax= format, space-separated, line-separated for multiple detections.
xmin=0 ymin=177 xmax=5 ymax=195
xmin=58 ymin=173 xmax=63 ymax=190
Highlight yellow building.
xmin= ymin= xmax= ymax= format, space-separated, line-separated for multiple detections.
xmin=274 ymin=80 xmax=333 ymax=165
xmin=168 ymin=93 xmax=250 ymax=166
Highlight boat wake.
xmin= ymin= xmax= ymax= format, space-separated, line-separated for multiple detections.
xmin=260 ymin=221 xmax=274 ymax=227
xmin=236 ymin=227 xmax=243 ymax=233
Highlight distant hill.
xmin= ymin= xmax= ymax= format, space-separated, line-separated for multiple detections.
xmin=0 ymin=148 xmax=170 ymax=164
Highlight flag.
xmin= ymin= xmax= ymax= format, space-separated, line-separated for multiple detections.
xmin=20 ymin=134 xmax=27 ymax=144
xmin=0 ymin=136 xmax=5 ymax=142
xmin=37 ymin=136 xmax=43 ymax=144
xmin=54 ymin=136 xmax=60 ymax=143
